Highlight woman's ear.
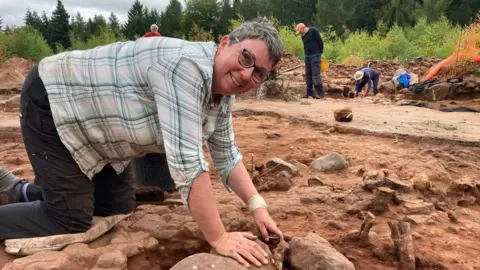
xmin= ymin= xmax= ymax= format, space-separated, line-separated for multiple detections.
xmin=218 ymin=35 xmax=230 ymax=52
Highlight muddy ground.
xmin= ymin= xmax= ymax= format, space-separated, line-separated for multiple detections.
xmin=1 ymin=95 xmax=480 ymax=269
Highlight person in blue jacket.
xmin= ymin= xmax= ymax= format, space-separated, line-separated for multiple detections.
xmin=354 ymin=68 xmax=379 ymax=97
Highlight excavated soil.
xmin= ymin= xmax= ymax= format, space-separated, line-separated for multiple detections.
xmin=1 ymin=111 xmax=480 ymax=269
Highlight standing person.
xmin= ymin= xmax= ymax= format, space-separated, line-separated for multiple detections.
xmin=296 ymin=23 xmax=324 ymax=99
xmin=0 ymin=17 xmax=283 ymax=268
xmin=354 ymin=68 xmax=380 ymax=97
xmin=144 ymin=24 xmax=162 ymax=37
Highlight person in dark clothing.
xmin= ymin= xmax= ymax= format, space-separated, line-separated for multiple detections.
xmin=354 ymin=68 xmax=380 ymax=96
xmin=296 ymin=23 xmax=324 ymax=99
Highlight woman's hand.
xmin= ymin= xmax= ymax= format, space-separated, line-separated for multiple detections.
xmin=253 ymin=208 xmax=283 ymax=242
xmin=211 ymin=231 xmax=269 ymax=267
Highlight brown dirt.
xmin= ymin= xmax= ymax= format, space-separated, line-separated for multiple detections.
xmin=1 ymin=56 xmax=480 ymax=269
xmin=0 ymin=57 xmax=35 ymax=87
xmin=1 ymin=101 xmax=480 ymax=269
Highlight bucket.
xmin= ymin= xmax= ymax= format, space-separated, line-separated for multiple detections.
xmin=321 ymin=59 xmax=330 ymax=72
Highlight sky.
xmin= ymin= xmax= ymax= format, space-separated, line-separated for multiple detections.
xmin=0 ymin=0 xmax=171 ymax=27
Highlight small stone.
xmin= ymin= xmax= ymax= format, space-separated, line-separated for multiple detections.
xmin=363 ymin=170 xmax=385 ymax=182
xmin=266 ymin=132 xmax=281 ymax=139
xmin=308 ymin=177 xmax=324 ymax=186
xmin=412 ymin=232 xmax=422 ymax=239
xmin=411 ymin=173 xmax=432 ymax=191
xmin=310 ymin=152 xmax=349 ymax=172
xmin=403 ymin=201 xmax=435 ymax=215
xmin=327 ymin=220 xmax=347 ymax=230
xmin=447 ymin=227 xmax=458 ymax=234
xmin=384 ymin=177 xmax=413 ymax=192
xmin=334 ymin=107 xmax=353 ymax=122
xmin=265 ymin=158 xmax=298 ymax=176
xmin=402 ymin=215 xmax=433 ymax=225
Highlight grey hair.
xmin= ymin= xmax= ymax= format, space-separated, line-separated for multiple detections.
xmin=228 ymin=17 xmax=283 ymax=68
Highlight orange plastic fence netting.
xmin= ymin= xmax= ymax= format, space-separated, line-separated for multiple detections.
xmin=422 ymin=23 xmax=480 ymax=82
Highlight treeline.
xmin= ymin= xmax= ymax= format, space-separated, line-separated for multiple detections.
xmin=0 ymin=0 xmax=478 ymax=64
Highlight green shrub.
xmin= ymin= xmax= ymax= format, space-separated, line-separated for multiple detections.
xmin=6 ymin=26 xmax=52 ymax=62
xmin=70 ymin=27 xmax=127 ymax=51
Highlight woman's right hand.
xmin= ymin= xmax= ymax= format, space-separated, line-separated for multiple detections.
xmin=211 ymin=231 xmax=269 ymax=267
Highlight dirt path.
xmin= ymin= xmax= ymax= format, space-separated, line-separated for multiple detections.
xmin=233 ymin=99 xmax=480 ymax=145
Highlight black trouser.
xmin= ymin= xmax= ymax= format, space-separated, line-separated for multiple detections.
xmin=0 ymin=66 xmax=136 ymax=242
xmin=305 ymin=56 xmax=324 ymax=98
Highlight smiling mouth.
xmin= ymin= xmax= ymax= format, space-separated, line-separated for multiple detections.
xmin=230 ymin=72 xmax=241 ymax=87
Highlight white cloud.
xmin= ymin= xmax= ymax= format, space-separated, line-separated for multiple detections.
xmin=0 ymin=0 xmax=170 ymax=27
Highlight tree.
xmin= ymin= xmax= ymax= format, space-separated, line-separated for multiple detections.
xmin=25 ymin=9 xmax=43 ymax=34
xmin=47 ymin=0 xmax=70 ymax=50
xmin=183 ymin=0 xmax=220 ymax=41
xmin=377 ymin=0 xmax=418 ymax=28
xmin=108 ymin=12 xmax=121 ymax=34
xmin=0 ymin=16 xmax=3 ymax=31
xmin=420 ymin=0 xmax=452 ymax=23
xmin=71 ymin=12 xmax=87 ymax=41
xmin=123 ymin=0 xmax=149 ymax=39
xmin=314 ymin=0 xmax=348 ymax=35
xmin=218 ymin=0 xmax=234 ymax=36
xmin=160 ymin=0 xmax=183 ymax=37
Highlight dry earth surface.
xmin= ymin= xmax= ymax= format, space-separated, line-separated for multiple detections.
xmin=0 ymin=57 xmax=480 ymax=269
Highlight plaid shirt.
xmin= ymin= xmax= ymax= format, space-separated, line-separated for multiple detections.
xmin=38 ymin=37 xmax=242 ymax=208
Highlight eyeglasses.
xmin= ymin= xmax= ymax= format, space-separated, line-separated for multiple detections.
xmin=235 ymin=38 xmax=270 ymax=83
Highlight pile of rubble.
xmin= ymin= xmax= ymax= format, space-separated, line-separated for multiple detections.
xmin=0 ymin=57 xmax=35 ymax=87
xmin=277 ymin=51 xmax=303 ymax=72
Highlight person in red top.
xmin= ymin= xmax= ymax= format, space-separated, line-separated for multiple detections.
xmin=144 ymin=24 xmax=162 ymax=37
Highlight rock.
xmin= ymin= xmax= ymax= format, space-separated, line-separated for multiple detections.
xmin=363 ymin=170 xmax=385 ymax=182
xmin=403 ymin=201 xmax=435 ymax=215
xmin=308 ymin=176 xmax=324 ymax=186
xmin=368 ymin=187 xmax=395 ymax=214
xmin=333 ymin=107 xmax=353 ymax=122
xmin=259 ymin=171 xmax=294 ymax=192
xmin=266 ymin=132 xmax=281 ymax=139
xmin=411 ymin=173 xmax=432 ymax=192
xmin=426 ymin=83 xmax=452 ymax=101
xmin=402 ymin=215 xmax=434 ymax=225
xmin=2 ymin=251 xmax=71 ymax=270
xmin=300 ymin=194 xmax=330 ymax=205
xmin=94 ymin=250 xmax=128 ymax=269
xmin=327 ymin=220 xmax=348 ymax=230
xmin=63 ymin=243 xmax=99 ymax=268
xmin=394 ymin=68 xmax=408 ymax=78
xmin=0 ymin=100 xmax=5 ymax=110
xmin=171 ymin=253 xmax=248 ymax=270
xmin=288 ymin=233 xmax=355 ymax=270
xmin=379 ymin=81 xmax=396 ymax=95
xmin=310 ymin=152 xmax=348 ymax=172
xmin=4 ymin=94 xmax=20 ymax=112
xmin=457 ymin=195 xmax=477 ymax=207
xmin=447 ymin=177 xmax=480 ymax=200
xmin=209 ymin=240 xmax=278 ymax=269
xmin=288 ymin=159 xmax=309 ymax=176
xmin=265 ymin=158 xmax=298 ymax=176
xmin=384 ymin=177 xmax=413 ymax=192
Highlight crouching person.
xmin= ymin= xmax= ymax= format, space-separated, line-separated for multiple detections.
xmin=0 ymin=17 xmax=283 ymax=268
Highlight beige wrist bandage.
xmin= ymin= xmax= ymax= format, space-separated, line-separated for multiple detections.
xmin=247 ymin=194 xmax=267 ymax=213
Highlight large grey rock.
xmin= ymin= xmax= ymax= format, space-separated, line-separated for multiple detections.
xmin=288 ymin=233 xmax=355 ymax=270
xmin=310 ymin=152 xmax=348 ymax=172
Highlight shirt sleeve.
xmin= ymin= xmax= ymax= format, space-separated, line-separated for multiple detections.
xmin=147 ymin=56 xmax=210 ymax=209
xmin=206 ymin=97 xmax=243 ymax=192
